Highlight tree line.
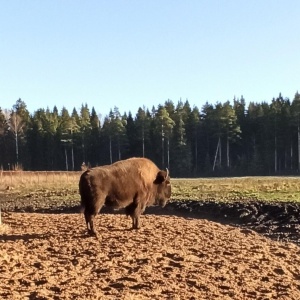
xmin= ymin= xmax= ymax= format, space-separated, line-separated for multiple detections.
xmin=1 ymin=92 xmax=300 ymax=177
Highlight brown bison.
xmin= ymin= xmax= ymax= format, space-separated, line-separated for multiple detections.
xmin=79 ymin=157 xmax=171 ymax=236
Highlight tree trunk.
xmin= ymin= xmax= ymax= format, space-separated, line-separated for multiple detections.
xmin=142 ymin=128 xmax=145 ymax=157
xmin=118 ymin=137 xmax=121 ymax=161
xmin=290 ymin=142 xmax=293 ymax=170
xmin=15 ymin=132 xmax=18 ymax=168
xmin=161 ymin=124 xmax=165 ymax=168
xmin=195 ymin=130 xmax=198 ymax=174
xmin=213 ymin=137 xmax=221 ymax=171
xmin=226 ymin=135 xmax=230 ymax=168
xmin=109 ymin=136 xmax=112 ymax=164
xmin=167 ymin=138 xmax=170 ymax=169
xmin=219 ymin=136 xmax=222 ymax=168
xmin=298 ymin=124 xmax=300 ymax=172
xmin=65 ymin=147 xmax=68 ymax=171
xmin=284 ymin=148 xmax=287 ymax=170
xmin=82 ymin=132 xmax=85 ymax=163
xmin=274 ymin=135 xmax=277 ymax=173
xmin=71 ymin=144 xmax=74 ymax=171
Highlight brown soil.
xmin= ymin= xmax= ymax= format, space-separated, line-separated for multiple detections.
xmin=1 ymin=210 xmax=300 ymax=300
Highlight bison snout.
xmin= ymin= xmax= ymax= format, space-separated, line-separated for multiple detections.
xmin=159 ymin=199 xmax=168 ymax=207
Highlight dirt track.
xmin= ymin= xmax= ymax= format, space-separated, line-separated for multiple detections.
xmin=1 ymin=210 xmax=300 ymax=300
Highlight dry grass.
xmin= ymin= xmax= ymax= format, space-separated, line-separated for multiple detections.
xmin=0 ymin=171 xmax=80 ymax=191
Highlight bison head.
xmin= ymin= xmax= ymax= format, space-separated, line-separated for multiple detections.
xmin=154 ymin=168 xmax=171 ymax=207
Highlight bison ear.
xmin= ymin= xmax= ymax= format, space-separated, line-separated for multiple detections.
xmin=154 ymin=170 xmax=167 ymax=184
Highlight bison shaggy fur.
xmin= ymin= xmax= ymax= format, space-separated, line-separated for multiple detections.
xmin=79 ymin=157 xmax=171 ymax=236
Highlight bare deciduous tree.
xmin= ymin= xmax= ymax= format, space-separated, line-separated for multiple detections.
xmin=9 ymin=111 xmax=24 ymax=168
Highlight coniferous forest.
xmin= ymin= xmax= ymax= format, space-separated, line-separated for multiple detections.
xmin=1 ymin=92 xmax=300 ymax=177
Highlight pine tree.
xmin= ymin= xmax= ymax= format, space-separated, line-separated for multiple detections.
xmin=89 ymin=107 xmax=101 ymax=166
xmin=134 ymin=106 xmax=152 ymax=157
xmin=102 ymin=107 xmax=127 ymax=164
xmin=0 ymin=108 xmax=8 ymax=169
xmin=291 ymin=92 xmax=300 ymax=171
xmin=171 ymin=102 xmax=192 ymax=176
xmin=78 ymin=104 xmax=92 ymax=164
xmin=185 ymin=105 xmax=200 ymax=175
xmin=154 ymin=105 xmax=175 ymax=169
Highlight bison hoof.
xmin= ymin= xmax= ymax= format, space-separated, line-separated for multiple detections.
xmin=88 ymin=229 xmax=97 ymax=236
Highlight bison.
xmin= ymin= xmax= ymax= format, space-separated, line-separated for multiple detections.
xmin=79 ymin=157 xmax=171 ymax=236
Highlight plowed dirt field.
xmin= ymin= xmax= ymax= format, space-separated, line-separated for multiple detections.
xmin=1 ymin=209 xmax=300 ymax=300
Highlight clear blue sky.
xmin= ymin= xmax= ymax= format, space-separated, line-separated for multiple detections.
xmin=1 ymin=0 xmax=299 ymax=117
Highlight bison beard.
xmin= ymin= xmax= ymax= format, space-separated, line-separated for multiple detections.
xmin=79 ymin=157 xmax=171 ymax=237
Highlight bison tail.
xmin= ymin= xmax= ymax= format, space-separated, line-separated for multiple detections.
xmin=79 ymin=171 xmax=93 ymax=213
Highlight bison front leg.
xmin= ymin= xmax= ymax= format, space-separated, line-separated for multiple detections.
xmin=132 ymin=214 xmax=140 ymax=230
xmin=125 ymin=202 xmax=145 ymax=229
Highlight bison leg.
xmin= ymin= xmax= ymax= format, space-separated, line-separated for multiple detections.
xmin=83 ymin=195 xmax=106 ymax=237
xmin=84 ymin=211 xmax=97 ymax=235
xmin=125 ymin=202 xmax=145 ymax=229
xmin=84 ymin=204 xmax=104 ymax=237
xmin=132 ymin=215 xmax=140 ymax=229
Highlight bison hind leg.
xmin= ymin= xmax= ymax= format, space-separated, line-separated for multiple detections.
xmin=84 ymin=211 xmax=97 ymax=236
xmin=83 ymin=199 xmax=105 ymax=238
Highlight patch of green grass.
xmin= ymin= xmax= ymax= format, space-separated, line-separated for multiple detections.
xmin=1 ymin=184 xmax=79 ymax=205
xmin=171 ymin=177 xmax=300 ymax=202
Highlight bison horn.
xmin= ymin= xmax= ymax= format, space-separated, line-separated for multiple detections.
xmin=166 ymin=168 xmax=169 ymax=178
